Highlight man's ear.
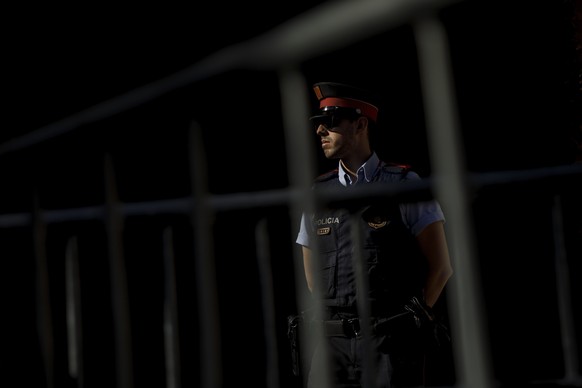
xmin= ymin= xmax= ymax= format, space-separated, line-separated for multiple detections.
xmin=355 ymin=116 xmax=368 ymax=133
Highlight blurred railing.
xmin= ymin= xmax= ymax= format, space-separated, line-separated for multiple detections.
xmin=1 ymin=1 xmax=581 ymax=388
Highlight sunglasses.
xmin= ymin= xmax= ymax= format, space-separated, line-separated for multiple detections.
xmin=309 ymin=109 xmax=360 ymax=131
xmin=309 ymin=114 xmax=346 ymax=130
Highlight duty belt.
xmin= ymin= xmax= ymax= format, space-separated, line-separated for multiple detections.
xmin=322 ymin=318 xmax=363 ymax=338
xmin=316 ymin=311 xmax=411 ymax=338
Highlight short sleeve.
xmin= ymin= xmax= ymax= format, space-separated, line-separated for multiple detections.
xmin=398 ymin=171 xmax=446 ymax=236
xmin=296 ymin=212 xmax=312 ymax=247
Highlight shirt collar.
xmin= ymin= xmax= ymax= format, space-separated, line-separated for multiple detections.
xmin=338 ymin=152 xmax=380 ymax=187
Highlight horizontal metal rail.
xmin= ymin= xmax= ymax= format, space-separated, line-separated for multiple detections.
xmin=0 ymin=0 xmax=462 ymax=158
xmin=1 ymin=163 xmax=580 ymax=227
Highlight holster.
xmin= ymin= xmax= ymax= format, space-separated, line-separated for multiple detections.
xmin=287 ymin=313 xmax=303 ymax=377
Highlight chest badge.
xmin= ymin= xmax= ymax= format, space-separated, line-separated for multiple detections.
xmin=367 ymin=216 xmax=389 ymax=229
xmin=317 ymin=227 xmax=331 ymax=235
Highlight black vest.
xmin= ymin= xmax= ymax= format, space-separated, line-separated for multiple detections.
xmin=310 ymin=163 xmax=427 ymax=316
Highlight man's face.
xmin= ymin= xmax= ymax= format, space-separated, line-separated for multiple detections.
xmin=316 ymin=118 xmax=356 ymax=160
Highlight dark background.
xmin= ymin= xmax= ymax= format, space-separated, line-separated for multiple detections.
xmin=2 ymin=1 xmax=581 ymax=387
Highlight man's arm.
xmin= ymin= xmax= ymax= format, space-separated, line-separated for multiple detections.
xmin=416 ymin=221 xmax=453 ymax=308
xmin=302 ymin=246 xmax=314 ymax=293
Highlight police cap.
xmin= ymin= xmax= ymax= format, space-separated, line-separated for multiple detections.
xmin=310 ymin=82 xmax=379 ymax=125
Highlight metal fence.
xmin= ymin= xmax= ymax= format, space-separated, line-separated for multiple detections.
xmin=2 ymin=1 xmax=581 ymax=388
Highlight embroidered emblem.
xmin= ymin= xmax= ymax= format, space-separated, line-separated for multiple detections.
xmin=317 ymin=227 xmax=331 ymax=235
xmin=367 ymin=216 xmax=389 ymax=229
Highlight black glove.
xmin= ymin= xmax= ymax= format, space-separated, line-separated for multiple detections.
xmin=404 ymin=296 xmax=435 ymax=328
xmin=404 ymin=296 xmax=451 ymax=349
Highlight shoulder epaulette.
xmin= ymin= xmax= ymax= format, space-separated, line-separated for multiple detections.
xmin=314 ymin=168 xmax=338 ymax=183
xmin=380 ymin=161 xmax=411 ymax=175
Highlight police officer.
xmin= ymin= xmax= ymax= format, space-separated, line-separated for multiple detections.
xmin=295 ymin=82 xmax=453 ymax=388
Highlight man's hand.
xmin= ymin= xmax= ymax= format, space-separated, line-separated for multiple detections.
xmin=404 ymin=296 xmax=435 ymax=328
xmin=404 ymin=296 xmax=451 ymax=348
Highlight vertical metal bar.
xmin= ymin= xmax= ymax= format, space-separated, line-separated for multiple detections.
xmin=65 ymin=235 xmax=84 ymax=388
xmin=279 ymin=68 xmax=331 ymax=388
xmin=188 ymin=121 xmax=222 ymax=388
xmin=255 ymin=218 xmax=281 ymax=388
xmin=350 ymin=214 xmax=376 ymax=388
xmin=163 ymin=226 xmax=181 ymax=388
xmin=551 ymin=195 xmax=581 ymax=385
xmin=413 ymin=14 xmax=494 ymax=388
xmin=104 ymin=153 xmax=134 ymax=388
xmin=33 ymin=195 xmax=54 ymax=388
